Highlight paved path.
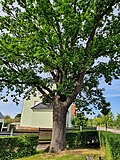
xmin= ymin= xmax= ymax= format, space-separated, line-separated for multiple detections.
xmin=97 ymin=126 xmax=120 ymax=134
xmin=37 ymin=144 xmax=49 ymax=151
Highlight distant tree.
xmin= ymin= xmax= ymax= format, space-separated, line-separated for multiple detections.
xmin=105 ymin=111 xmax=114 ymax=127
xmin=4 ymin=115 xmax=13 ymax=124
xmin=87 ymin=119 xmax=93 ymax=127
xmin=114 ymin=113 xmax=120 ymax=128
xmin=101 ymin=104 xmax=111 ymax=131
xmin=72 ymin=112 xmax=88 ymax=127
xmin=13 ymin=113 xmax=21 ymax=122
xmin=93 ymin=111 xmax=114 ymax=128
xmin=14 ymin=113 xmax=21 ymax=119
xmin=93 ymin=117 xmax=104 ymax=126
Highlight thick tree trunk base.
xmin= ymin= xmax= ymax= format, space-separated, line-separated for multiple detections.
xmin=49 ymin=100 xmax=67 ymax=153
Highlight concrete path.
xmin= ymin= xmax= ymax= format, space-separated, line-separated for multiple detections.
xmin=97 ymin=126 xmax=120 ymax=134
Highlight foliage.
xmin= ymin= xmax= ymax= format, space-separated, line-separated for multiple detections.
xmin=86 ymin=119 xmax=94 ymax=126
xmin=93 ymin=117 xmax=104 ymax=126
xmin=71 ymin=112 xmax=88 ymax=127
xmin=101 ymin=104 xmax=111 ymax=116
xmin=0 ymin=0 xmax=120 ymax=153
xmin=93 ymin=111 xmax=114 ymax=127
xmin=14 ymin=113 xmax=21 ymax=118
xmin=99 ymin=131 xmax=120 ymax=160
xmin=114 ymin=113 xmax=120 ymax=128
xmin=14 ymin=113 xmax=21 ymax=122
xmin=4 ymin=115 xmax=13 ymax=124
xmin=0 ymin=135 xmax=39 ymax=160
xmin=66 ymin=131 xmax=100 ymax=149
xmin=66 ymin=130 xmax=120 ymax=159
xmin=4 ymin=114 xmax=21 ymax=123
xmin=104 ymin=111 xmax=114 ymax=127
xmin=0 ymin=0 xmax=119 ymax=110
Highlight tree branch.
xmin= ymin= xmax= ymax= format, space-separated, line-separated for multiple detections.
xmin=86 ymin=0 xmax=116 ymax=50
xmin=50 ymin=71 xmax=58 ymax=82
xmin=41 ymin=84 xmax=54 ymax=96
xmin=65 ymin=72 xmax=85 ymax=107
xmin=74 ymin=0 xmax=77 ymax=13
xmin=70 ymin=27 xmax=79 ymax=47
xmin=0 ymin=59 xmax=19 ymax=73
xmin=36 ymin=85 xmax=53 ymax=102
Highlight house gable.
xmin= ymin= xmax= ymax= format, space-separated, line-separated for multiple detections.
xmin=20 ymin=88 xmax=75 ymax=128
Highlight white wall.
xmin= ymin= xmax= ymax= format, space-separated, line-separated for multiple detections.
xmin=20 ymin=88 xmax=73 ymax=128
xmin=0 ymin=119 xmax=4 ymax=131
xmin=32 ymin=109 xmax=53 ymax=128
xmin=20 ymin=90 xmax=42 ymax=127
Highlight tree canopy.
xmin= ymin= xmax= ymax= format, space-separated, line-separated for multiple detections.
xmin=0 ymin=0 xmax=119 ymax=111
xmin=0 ymin=0 xmax=120 ymax=153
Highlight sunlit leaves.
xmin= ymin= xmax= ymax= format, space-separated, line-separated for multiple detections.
xmin=0 ymin=0 xmax=120 ymax=107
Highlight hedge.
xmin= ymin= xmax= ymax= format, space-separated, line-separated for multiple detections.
xmin=0 ymin=135 xmax=39 ymax=160
xmin=99 ymin=131 xmax=120 ymax=160
xmin=66 ymin=131 xmax=100 ymax=149
xmin=66 ymin=131 xmax=120 ymax=159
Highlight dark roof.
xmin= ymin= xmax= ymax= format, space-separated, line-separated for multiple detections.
xmin=25 ymin=87 xmax=33 ymax=94
xmin=0 ymin=112 xmax=4 ymax=119
xmin=31 ymin=103 xmax=53 ymax=110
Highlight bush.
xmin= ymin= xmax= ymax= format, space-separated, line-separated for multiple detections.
xmin=99 ymin=131 xmax=120 ymax=160
xmin=0 ymin=135 xmax=39 ymax=160
xmin=66 ymin=131 xmax=100 ymax=149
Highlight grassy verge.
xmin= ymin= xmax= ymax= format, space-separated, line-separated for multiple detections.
xmin=17 ymin=148 xmax=105 ymax=160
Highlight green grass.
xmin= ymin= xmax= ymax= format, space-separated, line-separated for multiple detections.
xmin=17 ymin=148 xmax=105 ymax=160
xmin=17 ymin=154 xmax=85 ymax=160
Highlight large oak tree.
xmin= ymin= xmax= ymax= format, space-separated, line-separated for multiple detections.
xmin=0 ymin=0 xmax=120 ymax=153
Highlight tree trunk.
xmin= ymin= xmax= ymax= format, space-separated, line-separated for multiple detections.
xmin=49 ymin=99 xmax=68 ymax=153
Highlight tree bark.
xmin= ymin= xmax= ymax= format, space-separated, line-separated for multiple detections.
xmin=49 ymin=98 xmax=68 ymax=153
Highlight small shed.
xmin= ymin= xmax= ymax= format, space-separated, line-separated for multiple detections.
xmin=0 ymin=112 xmax=4 ymax=132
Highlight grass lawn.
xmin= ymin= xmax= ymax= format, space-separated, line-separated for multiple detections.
xmin=17 ymin=148 xmax=105 ymax=160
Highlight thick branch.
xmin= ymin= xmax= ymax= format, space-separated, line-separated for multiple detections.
xmin=1 ymin=59 xmax=19 ymax=73
xmin=36 ymin=85 xmax=53 ymax=102
xmin=65 ymin=72 xmax=85 ymax=107
xmin=41 ymin=84 xmax=54 ymax=96
xmin=50 ymin=71 xmax=58 ymax=83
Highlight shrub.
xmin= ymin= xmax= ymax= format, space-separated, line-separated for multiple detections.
xmin=0 ymin=135 xmax=39 ymax=160
xmin=99 ymin=131 xmax=120 ymax=160
xmin=66 ymin=131 xmax=100 ymax=149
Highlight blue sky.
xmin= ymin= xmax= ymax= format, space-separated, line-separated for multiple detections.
xmin=100 ymin=79 xmax=120 ymax=117
xmin=0 ymin=78 xmax=120 ymax=118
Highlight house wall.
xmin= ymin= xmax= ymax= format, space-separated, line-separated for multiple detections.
xmin=66 ymin=104 xmax=76 ymax=128
xmin=20 ymin=90 xmax=42 ymax=127
xmin=20 ymin=88 xmax=75 ymax=128
xmin=0 ymin=119 xmax=4 ymax=123
xmin=32 ymin=109 xmax=53 ymax=128
xmin=0 ymin=119 xmax=4 ymax=132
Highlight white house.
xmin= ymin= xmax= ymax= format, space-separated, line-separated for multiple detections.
xmin=20 ymin=89 xmax=75 ymax=129
xmin=0 ymin=112 xmax=4 ymax=132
